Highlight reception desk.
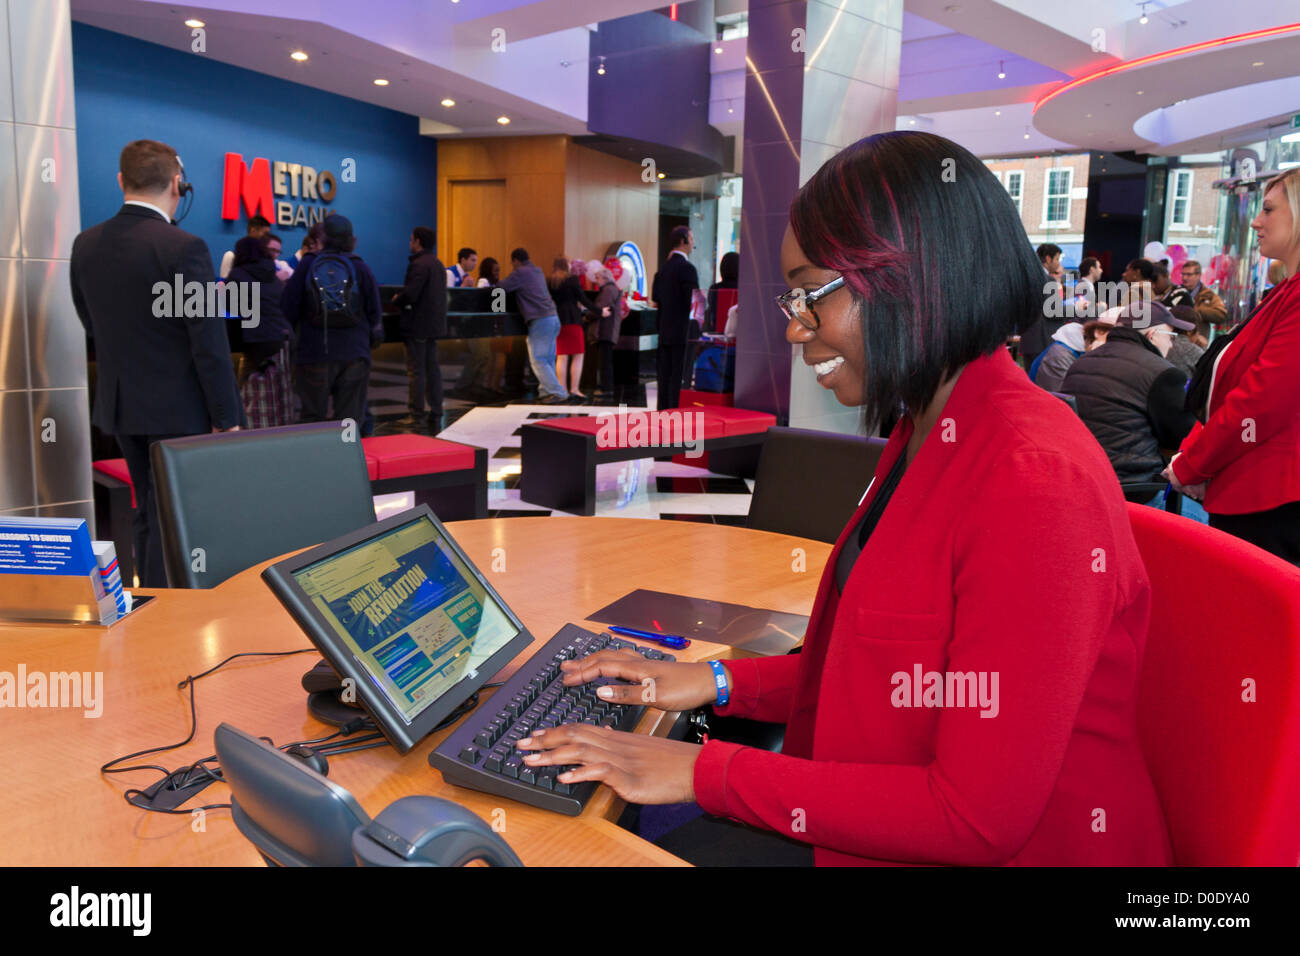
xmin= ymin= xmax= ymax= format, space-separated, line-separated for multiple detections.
xmin=0 ymin=517 xmax=828 ymax=866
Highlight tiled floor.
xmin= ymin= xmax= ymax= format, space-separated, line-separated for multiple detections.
xmin=367 ymin=345 xmax=755 ymax=522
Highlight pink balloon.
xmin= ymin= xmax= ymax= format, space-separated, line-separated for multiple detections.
xmin=1166 ymin=244 xmax=1187 ymax=273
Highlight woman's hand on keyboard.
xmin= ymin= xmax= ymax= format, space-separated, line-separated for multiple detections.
xmin=559 ymin=650 xmax=721 ymax=712
xmin=516 ymin=725 xmax=700 ymax=804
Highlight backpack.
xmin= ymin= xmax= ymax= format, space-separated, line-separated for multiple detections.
xmin=306 ymin=252 xmax=361 ymax=329
xmin=692 ymin=342 xmax=735 ymax=392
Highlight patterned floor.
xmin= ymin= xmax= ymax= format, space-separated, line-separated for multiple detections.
xmin=366 ymin=344 xmax=754 ymax=524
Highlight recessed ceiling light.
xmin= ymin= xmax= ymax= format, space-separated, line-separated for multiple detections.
xmin=496 ymin=115 xmax=510 ymax=125
xmin=657 ymin=172 xmax=666 ymax=179
xmin=909 ymin=119 xmax=916 ymax=125
xmin=1251 ymin=60 xmax=1264 ymax=67
xmin=441 ymin=98 xmax=455 ymax=108
xmin=184 ymin=18 xmax=205 ymax=28
xmin=373 ymin=78 xmax=389 ymax=86
xmin=1136 ymin=90 xmax=1144 ymax=95
xmin=290 ymin=50 xmax=308 ymax=61
xmin=1085 ymin=113 xmax=1092 ymax=118
xmin=995 ymin=110 xmax=1001 ymax=116
xmin=715 ymin=46 xmax=723 ymax=54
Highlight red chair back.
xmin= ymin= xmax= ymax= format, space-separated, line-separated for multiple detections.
xmin=1128 ymin=503 xmax=1300 ymax=864
xmin=714 ymin=288 xmax=739 ymax=334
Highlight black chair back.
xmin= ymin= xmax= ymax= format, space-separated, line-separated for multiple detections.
xmin=215 ymin=723 xmax=369 ymax=867
xmin=152 ymin=423 xmax=377 ymax=588
xmin=1120 ymin=481 xmax=1183 ymax=516
xmin=747 ymin=427 xmax=887 ymax=544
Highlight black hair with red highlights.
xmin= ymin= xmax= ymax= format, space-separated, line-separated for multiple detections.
xmin=789 ymin=131 xmax=1047 ymax=424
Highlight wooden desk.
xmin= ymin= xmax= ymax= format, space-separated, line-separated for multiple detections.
xmin=1 ymin=517 xmax=828 ymax=866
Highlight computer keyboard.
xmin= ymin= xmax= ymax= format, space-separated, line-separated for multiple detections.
xmin=429 ymin=623 xmax=675 ymax=816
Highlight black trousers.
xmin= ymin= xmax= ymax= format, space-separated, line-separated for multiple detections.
xmin=653 ymin=815 xmax=815 ymax=867
xmin=296 ymin=358 xmax=369 ymax=425
xmin=656 ymin=343 xmax=687 ymax=410
xmin=1210 ymin=501 xmax=1300 ymax=566
xmin=115 ymin=432 xmax=187 ymax=588
xmin=405 ymin=336 xmax=442 ymax=421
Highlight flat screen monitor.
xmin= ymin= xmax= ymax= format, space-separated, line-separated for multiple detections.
xmin=262 ymin=506 xmax=533 ymax=753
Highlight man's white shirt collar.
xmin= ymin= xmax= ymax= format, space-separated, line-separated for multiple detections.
xmin=124 ymin=199 xmax=171 ymax=222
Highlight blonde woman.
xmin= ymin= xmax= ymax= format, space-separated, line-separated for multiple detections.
xmin=1165 ymin=167 xmax=1300 ymax=564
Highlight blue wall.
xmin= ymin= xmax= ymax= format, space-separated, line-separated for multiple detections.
xmin=71 ymin=24 xmax=436 ymax=284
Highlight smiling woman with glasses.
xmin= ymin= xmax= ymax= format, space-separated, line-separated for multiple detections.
xmin=516 ymin=131 xmax=1173 ymax=868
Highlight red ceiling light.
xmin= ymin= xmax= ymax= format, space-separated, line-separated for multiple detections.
xmin=669 ymin=4 xmax=677 ymax=20
xmin=1034 ymin=21 xmax=1300 ymax=113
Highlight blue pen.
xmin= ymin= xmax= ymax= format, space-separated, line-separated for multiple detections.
xmin=607 ymin=625 xmax=691 ymax=650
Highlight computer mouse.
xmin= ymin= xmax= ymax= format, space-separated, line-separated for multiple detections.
xmin=285 ymin=744 xmax=329 ymax=776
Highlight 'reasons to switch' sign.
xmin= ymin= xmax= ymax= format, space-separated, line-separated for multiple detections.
xmin=221 ymin=152 xmax=340 ymax=229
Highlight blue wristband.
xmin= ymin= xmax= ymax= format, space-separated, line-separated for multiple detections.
xmin=708 ymin=660 xmax=730 ymax=708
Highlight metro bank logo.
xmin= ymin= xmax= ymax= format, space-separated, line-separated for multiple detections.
xmin=221 ymin=152 xmax=337 ymax=228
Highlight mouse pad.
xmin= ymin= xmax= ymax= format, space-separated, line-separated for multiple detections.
xmin=585 ymin=589 xmax=809 ymax=656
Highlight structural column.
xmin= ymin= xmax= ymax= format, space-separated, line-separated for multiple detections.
xmin=735 ymin=0 xmax=902 ymax=433
xmin=0 ymin=0 xmax=92 ymax=524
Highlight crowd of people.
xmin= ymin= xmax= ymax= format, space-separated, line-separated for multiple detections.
xmin=1017 ymin=170 xmax=1300 ymax=566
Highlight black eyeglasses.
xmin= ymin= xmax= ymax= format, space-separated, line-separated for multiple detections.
xmin=774 ymin=276 xmax=846 ymax=330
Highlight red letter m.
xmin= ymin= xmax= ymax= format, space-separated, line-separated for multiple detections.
xmin=221 ymin=153 xmax=273 ymax=220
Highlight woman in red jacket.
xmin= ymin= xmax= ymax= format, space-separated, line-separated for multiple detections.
xmin=517 ymin=132 xmax=1173 ymax=866
xmin=1164 ymin=168 xmax=1300 ymax=565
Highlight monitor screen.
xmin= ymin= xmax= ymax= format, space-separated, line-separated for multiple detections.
xmin=292 ymin=514 xmax=520 ymax=726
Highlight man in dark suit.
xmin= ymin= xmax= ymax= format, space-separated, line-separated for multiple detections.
xmin=70 ymin=139 xmax=243 ymax=587
xmin=651 ymin=225 xmax=699 ymax=410
xmin=391 ymin=226 xmax=447 ymax=432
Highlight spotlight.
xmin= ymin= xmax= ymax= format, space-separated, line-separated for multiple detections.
xmin=441 ymin=98 xmax=456 ymax=108
xmin=373 ymin=78 xmax=389 ymax=86
xmin=184 ymin=19 xmax=205 ymax=28
xmin=496 ymin=116 xmax=511 ymax=125
xmin=290 ymin=50 xmax=308 ymax=61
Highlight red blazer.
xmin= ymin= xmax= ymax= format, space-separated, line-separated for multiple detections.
xmin=693 ymin=349 xmax=1173 ymax=866
xmin=1172 ymin=274 xmax=1300 ymax=514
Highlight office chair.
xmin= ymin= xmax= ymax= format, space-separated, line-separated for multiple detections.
xmin=747 ymin=427 xmax=888 ymax=544
xmin=151 ymin=423 xmax=377 ymax=588
xmin=214 ymin=723 xmax=524 ymax=867
xmin=1128 ymin=504 xmax=1300 ymax=865
xmin=1119 ymin=480 xmax=1183 ymax=516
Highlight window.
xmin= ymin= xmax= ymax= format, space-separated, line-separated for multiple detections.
xmin=1042 ymin=167 xmax=1073 ymax=225
xmin=1169 ymin=169 xmax=1193 ymax=229
xmin=1003 ymin=170 xmax=1023 ymax=212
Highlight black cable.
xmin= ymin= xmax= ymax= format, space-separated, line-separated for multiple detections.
xmin=101 ymin=648 xmax=318 ymax=813
xmin=103 ymin=648 xmax=488 ymax=816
